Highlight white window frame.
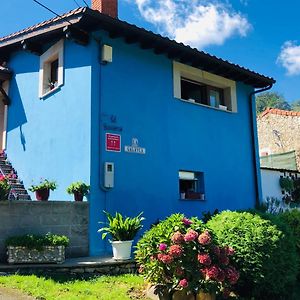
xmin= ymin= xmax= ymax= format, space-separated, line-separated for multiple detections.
xmin=39 ymin=39 xmax=64 ymax=98
xmin=0 ymin=80 xmax=10 ymax=150
xmin=173 ymin=61 xmax=237 ymax=112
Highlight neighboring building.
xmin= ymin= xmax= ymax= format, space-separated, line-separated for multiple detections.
xmin=0 ymin=0 xmax=275 ymax=256
xmin=257 ymin=108 xmax=300 ymax=170
xmin=260 ymin=151 xmax=300 ymax=200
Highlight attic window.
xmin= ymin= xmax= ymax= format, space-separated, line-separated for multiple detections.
xmin=173 ymin=61 xmax=237 ymax=112
xmin=39 ymin=40 xmax=64 ymax=98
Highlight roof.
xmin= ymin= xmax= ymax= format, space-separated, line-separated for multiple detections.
xmin=260 ymin=108 xmax=300 ymax=118
xmin=261 ymin=167 xmax=300 ymax=173
xmin=0 ymin=7 xmax=275 ymax=88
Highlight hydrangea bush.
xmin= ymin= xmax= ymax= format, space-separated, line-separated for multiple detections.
xmin=135 ymin=214 xmax=239 ymax=298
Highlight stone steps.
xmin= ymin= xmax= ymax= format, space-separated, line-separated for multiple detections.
xmin=0 ymin=153 xmax=31 ymax=201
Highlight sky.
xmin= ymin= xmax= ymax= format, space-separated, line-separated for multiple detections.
xmin=0 ymin=0 xmax=300 ymax=102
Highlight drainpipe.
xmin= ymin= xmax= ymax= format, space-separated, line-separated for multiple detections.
xmin=249 ymin=84 xmax=273 ymax=207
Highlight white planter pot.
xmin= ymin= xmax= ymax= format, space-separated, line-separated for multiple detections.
xmin=111 ymin=240 xmax=133 ymax=260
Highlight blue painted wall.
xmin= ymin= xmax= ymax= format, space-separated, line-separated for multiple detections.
xmin=6 ymin=40 xmax=92 ymax=200
xmin=89 ymin=32 xmax=257 ymax=255
xmin=6 ymin=32 xmax=259 ymax=257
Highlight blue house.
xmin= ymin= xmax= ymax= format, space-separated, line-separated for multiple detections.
xmin=0 ymin=0 xmax=275 ymax=256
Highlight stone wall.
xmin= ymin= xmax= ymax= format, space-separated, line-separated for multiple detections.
xmin=0 ymin=201 xmax=89 ymax=262
xmin=257 ymin=113 xmax=300 ymax=170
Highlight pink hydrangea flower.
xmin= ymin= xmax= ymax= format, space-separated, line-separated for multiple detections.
xmin=219 ymin=254 xmax=229 ymax=266
xmin=197 ymin=253 xmax=212 ymax=266
xmin=202 ymin=265 xmax=219 ymax=280
xmin=175 ymin=267 xmax=184 ymax=276
xmin=184 ymin=229 xmax=198 ymax=242
xmin=226 ymin=246 xmax=235 ymax=256
xmin=182 ymin=217 xmax=193 ymax=226
xmin=158 ymin=243 xmax=168 ymax=251
xmin=198 ymin=230 xmax=212 ymax=245
xmin=169 ymin=245 xmax=183 ymax=258
xmin=212 ymin=246 xmax=221 ymax=256
xmin=157 ymin=254 xmax=173 ymax=264
xmin=171 ymin=231 xmax=184 ymax=244
xmin=216 ymin=268 xmax=225 ymax=282
xmin=225 ymin=266 xmax=240 ymax=284
xmin=179 ymin=278 xmax=188 ymax=288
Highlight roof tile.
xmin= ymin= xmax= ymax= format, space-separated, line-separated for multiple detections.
xmin=260 ymin=108 xmax=300 ymax=118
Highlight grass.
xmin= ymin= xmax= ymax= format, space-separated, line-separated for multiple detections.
xmin=0 ymin=274 xmax=148 ymax=300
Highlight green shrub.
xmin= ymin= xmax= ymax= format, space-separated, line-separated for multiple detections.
xmin=0 ymin=175 xmax=10 ymax=200
xmin=278 ymin=209 xmax=300 ymax=275
xmin=29 ymin=179 xmax=57 ymax=192
xmin=207 ymin=211 xmax=298 ymax=299
xmin=5 ymin=233 xmax=69 ymax=250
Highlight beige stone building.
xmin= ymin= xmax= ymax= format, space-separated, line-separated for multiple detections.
xmin=257 ymin=108 xmax=300 ymax=170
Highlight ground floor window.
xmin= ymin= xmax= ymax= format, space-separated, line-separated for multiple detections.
xmin=179 ymin=170 xmax=205 ymax=200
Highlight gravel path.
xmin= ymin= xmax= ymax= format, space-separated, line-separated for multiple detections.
xmin=0 ymin=287 xmax=35 ymax=300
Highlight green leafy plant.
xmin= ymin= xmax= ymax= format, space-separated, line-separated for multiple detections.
xmin=98 ymin=211 xmax=144 ymax=241
xmin=29 ymin=179 xmax=57 ymax=192
xmin=135 ymin=214 xmax=239 ymax=298
xmin=0 ymin=175 xmax=10 ymax=200
xmin=207 ymin=211 xmax=298 ymax=300
xmin=280 ymin=176 xmax=294 ymax=192
xmin=67 ymin=181 xmax=90 ymax=196
xmin=5 ymin=233 xmax=69 ymax=251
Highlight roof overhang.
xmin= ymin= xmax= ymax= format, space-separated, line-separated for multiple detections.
xmin=0 ymin=7 xmax=275 ymax=89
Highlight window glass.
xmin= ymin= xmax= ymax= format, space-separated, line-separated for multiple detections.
xmin=179 ymin=171 xmax=205 ymax=200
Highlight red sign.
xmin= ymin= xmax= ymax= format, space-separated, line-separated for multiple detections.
xmin=106 ymin=133 xmax=121 ymax=152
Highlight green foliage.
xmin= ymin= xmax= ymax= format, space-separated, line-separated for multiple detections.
xmin=278 ymin=209 xmax=300 ymax=273
xmin=207 ymin=211 xmax=298 ymax=299
xmin=0 ymin=274 xmax=146 ymax=300
xmin=66 ymin=181 xmax=90 ymax=196
xmin=280 ymin=176 xmax=294 ymax=192
xmin=136 ymin=214 xmax=239 ymax=296
xmin=201 ymin=209 xmax=219 ymax=223
xmin=5 ymin=233 xmax=69 ymax=250
xmin=29 ymin=179 xmax=57 ymax=192
xmin=256 ymin=91 xmax=291 ymax=114
xmin=0 ymin=176 xmax=10 ymax=200
xmin=291 ymin=99 xmax=300 ymax=112
xmin=98 ymin=211 xmax=144 ymax=241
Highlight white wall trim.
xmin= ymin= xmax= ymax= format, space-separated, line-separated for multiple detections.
xmin=1 ymin=80 xmax=10 ymax=150
xmin=173 ymin=61 xmax=237 ymax=112
xmin=39 ymin=39 xmax=64 ymax=98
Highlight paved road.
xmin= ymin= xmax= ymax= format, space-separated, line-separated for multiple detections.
xmin=0 ymin=287 xmax=34 ymax=300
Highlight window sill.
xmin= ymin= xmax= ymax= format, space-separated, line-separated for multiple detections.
xmin=39 ymin=84 xmax=62 ymax=99
xmin=179 ymin=198 xmax=206 ymax=202
xmin=176 ymin=97 xmax=236 ymax=113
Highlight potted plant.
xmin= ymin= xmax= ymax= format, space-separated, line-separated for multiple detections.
xmin=67 ymin=181 xmax=90 ymax=201
xmin=98 ymin=211 xmax=144 ymax=260
xmin=6 ymin=233 xmax=69 ymax=264
xmin=0 ymin=175 xmax=10 ymax=200
xmin=29 ymin=179 xmax=57 ymax=201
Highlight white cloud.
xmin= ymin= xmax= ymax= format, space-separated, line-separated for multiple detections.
xmin=277 ymin=41 xmax=300 ymax=76
xmin=132 ymin=0 xmax=251 ymax=49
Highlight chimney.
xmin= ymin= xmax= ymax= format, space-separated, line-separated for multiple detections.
xmin=91 ymin=0 xmax=118 ymax=18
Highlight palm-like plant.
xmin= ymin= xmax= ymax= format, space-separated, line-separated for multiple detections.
xmin=98 ymin=211 xmax=144 ymax=241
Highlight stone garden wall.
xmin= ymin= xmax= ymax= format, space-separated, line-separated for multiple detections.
xmin=0 ymin=201 xmax=89 ymax=262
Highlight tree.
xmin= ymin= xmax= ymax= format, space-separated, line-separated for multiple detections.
xmin=291 ymin=99 xmax=300 ymax=112
xmin=256 ymin=92 xmax=291 ymax=114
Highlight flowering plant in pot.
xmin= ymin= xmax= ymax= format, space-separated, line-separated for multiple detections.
xmin=0 ymin=175 xmax=10 ymax=200
xmin=29 ymin=179 xmax=57 ymax=201
xmin=67 ymin=181 xmax=90 ymax=201
xmin=98 ymin=211 xmax=144 ymax=260
xmin=135 ymin=214 xmax=239 ymax=299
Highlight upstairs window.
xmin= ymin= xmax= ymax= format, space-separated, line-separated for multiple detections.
xmin=173 ymin=61 xmax=237 ymax=112
xmin=39 ymin=40 xmax=64 ymax=98
xmin=179 ymin=170 xmax=205 ymax=200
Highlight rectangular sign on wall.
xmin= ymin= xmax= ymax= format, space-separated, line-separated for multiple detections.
xmin=105 ymin=133 xmax=121 ymax=152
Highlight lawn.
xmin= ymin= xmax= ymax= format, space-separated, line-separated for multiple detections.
xmin=0 ymin=274 xmax=149 ymax=300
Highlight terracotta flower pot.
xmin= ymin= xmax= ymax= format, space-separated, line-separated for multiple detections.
xmin=74 ymin=191 xmax=84 ymax=202
xmin=35 ymin=188 xmax=50 ymax=201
